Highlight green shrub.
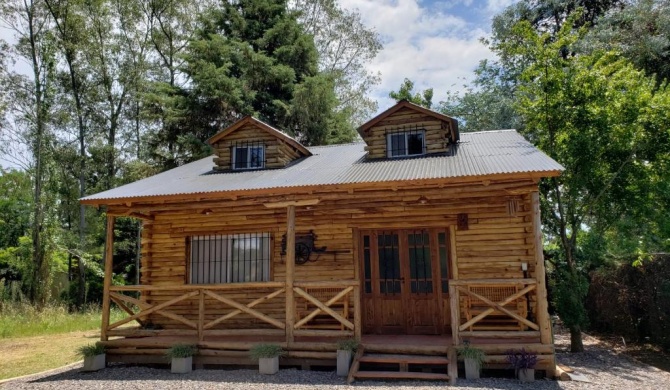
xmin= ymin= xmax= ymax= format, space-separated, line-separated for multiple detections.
xmin=457 ymin=341 xmax=485 ymax=367
xmin=166 ymin=344 xmax=197 ymax=359
xmin=249 ymin=344 xmax=285 ymax=360
xmin=78 ymin=343 xmax=106 ymax=357
xmin=336 ymin=338 xmax=359 ymax=352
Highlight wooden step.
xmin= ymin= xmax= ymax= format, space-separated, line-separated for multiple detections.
xmin=358 ymin=353 xmax=449 ymax=365
xmin=353 ymin=371 xmax=450 ymax=381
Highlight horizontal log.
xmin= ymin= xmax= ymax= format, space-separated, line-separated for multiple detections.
xmin=450 ymin=279 xmax=537 ymax=286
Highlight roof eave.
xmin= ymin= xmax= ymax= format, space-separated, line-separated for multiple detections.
xmin=79 ymin=169 xmax=562 ymax=208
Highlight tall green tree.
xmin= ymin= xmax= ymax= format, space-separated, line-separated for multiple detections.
xmin=582 ymin=0 xmax=670 ymax=84
xmin=292 ymin=0 xmax=382 ymax=126
xmin=0 ymin=0 xmax=55 ymax=303
xmin=389 ymin=78 xmax=433 ymax=108
xmin=175 ymin=0 xmax=351 ymax=151
xmin=507 ymin=17 xmax=670 ymax=352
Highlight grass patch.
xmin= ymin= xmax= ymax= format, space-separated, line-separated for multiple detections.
xmin=0 ymin=302 xmax=131 ymax=380
xmin=0 ymin=330 xmax=99 ymax=380
xmin=0 ymin=302 xmax=123 ymax=339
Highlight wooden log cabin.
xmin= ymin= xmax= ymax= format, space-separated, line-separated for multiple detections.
xmin=81 ymin=100 xmax=563 ymax=383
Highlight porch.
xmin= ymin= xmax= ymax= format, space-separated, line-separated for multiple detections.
xmin=98 ymin=279 xmax=555 ymax=372
xmin=98 ymin=195 xmax=556 ymax=380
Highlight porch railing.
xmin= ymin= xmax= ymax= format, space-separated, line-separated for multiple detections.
xmin=449 ymin=278 xmax=539 ymax=342
xmin=103 ymin=281 xmax=361 ymax=342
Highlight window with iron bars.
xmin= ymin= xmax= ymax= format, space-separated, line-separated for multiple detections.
xmin=386 ymin=128 xmax=426 ymax=158
xmin=232 ymin=141 xmax=265 ymax=170
xmin=189 ymin=233 xmax=271 ymax=284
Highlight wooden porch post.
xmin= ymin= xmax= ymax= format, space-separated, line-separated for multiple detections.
xmin=447 ymin=225 xmax=459 ymax=384
xmin=101 ymin=216 xmax=116 ymax=341
xmin=531 ymin=192 xmax=553 ymax=346
xmin=448 ymin=225 xmax=460 ymax=346
xmin=285 ymin=205 xmax=296 ymax=347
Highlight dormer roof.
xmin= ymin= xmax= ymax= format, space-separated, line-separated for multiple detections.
xmin=207 ymin=116 xmax=312 ymax=157
xmin=357 ymin=100 xmax=459 ymax=142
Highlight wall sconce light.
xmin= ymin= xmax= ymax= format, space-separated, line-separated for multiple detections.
xmin=521 ymin=262 xmax=528 ymax=271
xmin=417 ymin=196 xmax=429 ymax=205
xmin=200 ymin=208 xmax=213 ymax=215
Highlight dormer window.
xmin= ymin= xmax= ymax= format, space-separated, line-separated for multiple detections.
xmin=233 ymin=143 xmax=265 ymax=170
xmin=387 ymin=129 xmax=426 ymax=158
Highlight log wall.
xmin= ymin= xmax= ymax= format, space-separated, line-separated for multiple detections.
xmin=136 ymin=179 xmax=540 ymax=331
xmin=362 ymin=107 xmax=454 ymax=159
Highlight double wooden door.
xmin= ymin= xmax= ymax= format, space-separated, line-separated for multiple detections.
xmin=360 ymin=229 xmax=449 ymax=335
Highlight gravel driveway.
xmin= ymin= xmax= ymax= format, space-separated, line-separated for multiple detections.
xmin=3 ymin=331 xmax=669 ymax=390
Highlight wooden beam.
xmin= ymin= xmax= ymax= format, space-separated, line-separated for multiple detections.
xmin=285 ymin=205 xmax=296 ymax=346
xmin=457 ymin=285 xmax=537 ymax=331
xmin=101 ymin=216 xmax=115 ymax=341
xmin=294 ymin=286 xmax=353 ymax=329
xmin=449 ymin=284 xmax=461 ymax=346
xmin=457 ymin=285 xmax=539 ymax=331
xmin=203 ymin=288 xmax=285 ymax=329
xmin=263 ymin=199 xmax=320 ymax=209
xmin=532 ymin=191 xmax=555 ymax=373
xmin=353 ymin=285 xmax=362 ymax=340
xmin=450 ymin=278 xmax=537 ymax=286
xmin=203 ymin=290 xmax=285 ymax=329
xmin=294 ymin=287 xmax=354 ymax=330
xmin=108 ymin=291 xmax=199 ymax=330
xmin=198 ymin=290 xmax=205 ymax=342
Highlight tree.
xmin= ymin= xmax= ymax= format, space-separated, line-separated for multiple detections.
xmin=389 ymin=78 xmax=433 ymax=108
xmin=439 ymin=61 xmax=521 ymax=132
xmin=292 ymin=0 xmax=382 ymax=126
xmin=507 ymin=16 xmax=670 ymax=352
xmin=0 ymin=0 xmax=55 ymax=303
xmin=177 ymin=0 xmax=351 ymax=151
xmin=582 ymin=0 xmax=670 ymax=84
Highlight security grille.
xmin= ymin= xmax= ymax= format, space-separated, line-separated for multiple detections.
xmin=189 ymin=233 xmax=271 ymax=284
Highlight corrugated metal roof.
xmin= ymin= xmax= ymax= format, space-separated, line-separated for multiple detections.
xmin=81 ymin=130 xmax=563 ymax=203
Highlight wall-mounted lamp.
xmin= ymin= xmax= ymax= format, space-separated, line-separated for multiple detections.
xmin=521 ymin=262 xmax=528 ymax=271
xmin=200 ymin=208 xmax=213 ymax=215
xmin=417 ymin=196 xmax=429 ymax=205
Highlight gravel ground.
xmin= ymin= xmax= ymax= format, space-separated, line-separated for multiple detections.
xmin=3 ymin=330 xmax=670 ymax=390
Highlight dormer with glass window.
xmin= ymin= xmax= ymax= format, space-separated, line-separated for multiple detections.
xmin=207 ymin=116 xmax=311 ymax=171
xmin=358 ymin=100 xmax=459 ymax=160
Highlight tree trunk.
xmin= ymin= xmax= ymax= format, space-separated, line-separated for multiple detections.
xmin=569 ymin=324 xmax=584 ymax=352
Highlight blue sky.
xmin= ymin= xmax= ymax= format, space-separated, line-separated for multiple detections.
xmin=339 ymin=0 xmax=516 ymax=110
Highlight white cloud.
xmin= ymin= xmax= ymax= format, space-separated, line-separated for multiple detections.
xmin=339 ymin=0 xmax=494 ymax=111
xmin=485 ymin=0 xmax=516 ymax=15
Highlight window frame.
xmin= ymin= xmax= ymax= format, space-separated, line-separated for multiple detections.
xmin=232 ymin=145 xmax=265 ymax=170
xmin=386 ymin=130 xmax=426 ymax=158
xmin=187 ymin=233 xmax=272 ymax=285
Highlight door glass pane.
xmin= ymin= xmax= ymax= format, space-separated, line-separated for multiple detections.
xmin=408 ymin=231 xmax=432 ymax=294
xmin=378 ymin=233 xmax=400 ymax=294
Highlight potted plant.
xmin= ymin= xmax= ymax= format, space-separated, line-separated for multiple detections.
xmin=249 ymin=344 xmax=285 ymax=375
xmin=78 ymin=344 xmax=106 ymax=372
xmin=506 ymin=348 xmax=538 ymax=382
xmin=166 ymin=344 xmax=197 ymax=374
xmin=336 ymin=339 xmax=359 ymax=377
xmin=457 ymin=341 xmax=485 ymax=379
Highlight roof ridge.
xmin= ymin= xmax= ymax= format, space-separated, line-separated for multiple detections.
xmin=307 ymin=141 xmax=366 ymax=150
xmin=463 ymin=129 xmax=517 ymax=135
